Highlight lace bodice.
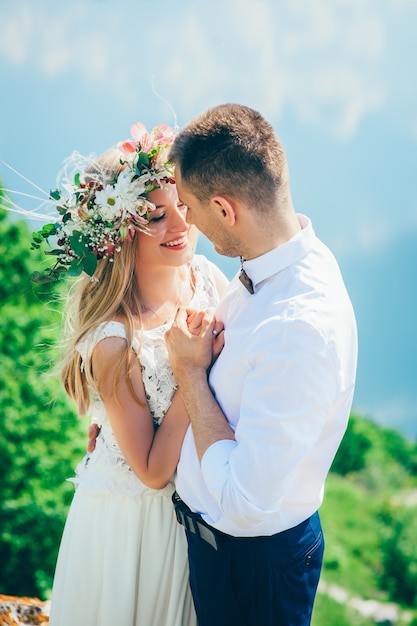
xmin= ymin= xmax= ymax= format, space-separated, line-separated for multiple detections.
xmin=70 ymin=255 xmax=220 ymax=497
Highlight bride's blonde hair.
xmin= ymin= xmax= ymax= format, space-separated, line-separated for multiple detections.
xmin=60 ymin=149 xmax=145 ymax=416
xmin=60 ymin=237 xmax=142 ymax=416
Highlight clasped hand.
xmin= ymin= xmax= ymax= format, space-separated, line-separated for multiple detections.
xmin=165 ymin=307 xmax=224 ymax=381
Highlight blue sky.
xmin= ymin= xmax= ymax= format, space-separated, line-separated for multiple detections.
xmin=1 ymin=0 xmax=416 ymax=439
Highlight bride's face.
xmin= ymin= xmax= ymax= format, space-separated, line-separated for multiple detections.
xmin=135 ymin=183 xmax=194 ymax=268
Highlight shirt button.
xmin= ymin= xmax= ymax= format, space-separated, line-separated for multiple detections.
xmin=305 ymin=555 xmax=312 ymax=566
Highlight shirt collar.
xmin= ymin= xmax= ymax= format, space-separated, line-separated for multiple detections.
xmin=241 ymin=214 xmax=315 ymax=292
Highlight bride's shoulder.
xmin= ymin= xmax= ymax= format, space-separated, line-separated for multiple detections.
xmin=76 ymin=320 xmax=128 ymax=360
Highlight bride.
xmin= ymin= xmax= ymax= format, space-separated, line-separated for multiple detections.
xmin=32 ymin=122 xmax=228 ymax=626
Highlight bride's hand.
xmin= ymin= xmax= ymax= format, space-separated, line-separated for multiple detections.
xmin=186 ymin=309 xmax=207 ymax=336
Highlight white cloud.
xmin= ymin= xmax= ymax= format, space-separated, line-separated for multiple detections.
xmin=157 ymin=0 xmax=390 ymax=136
xmin=330 ymin=208 xmax=417 ymax=261
xmin=1 ymin=0 xmax=416 ymax=137
xmin=1 ymin=3 xmax=104 ymax=75
xmin=287 ymin=65 xmax=385 ymax=138
xmin=0 ymin=5 xmax=33 ymax=63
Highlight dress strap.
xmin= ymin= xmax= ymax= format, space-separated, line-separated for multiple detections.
xmin=76 ymin=321 xmax=140 ymax=369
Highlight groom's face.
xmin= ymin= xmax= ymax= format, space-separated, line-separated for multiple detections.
xmin=174 ymin=168 xmax=214 ymax=240
xmin=175 ymin=166 xmax=241 ymax=259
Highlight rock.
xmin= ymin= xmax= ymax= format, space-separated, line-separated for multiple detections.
xmin=0 ymin=595 xmax=50 ymax=626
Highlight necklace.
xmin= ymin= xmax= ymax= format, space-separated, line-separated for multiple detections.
xmin=141 ymin=284 xmax=183 ymax=324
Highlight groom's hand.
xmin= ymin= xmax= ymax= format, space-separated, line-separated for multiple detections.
xmin=87 ymin=422 xmax=101 ymax=453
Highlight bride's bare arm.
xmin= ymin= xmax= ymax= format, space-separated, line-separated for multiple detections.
xmin=91 ymin=336 xmax=189 ymax=490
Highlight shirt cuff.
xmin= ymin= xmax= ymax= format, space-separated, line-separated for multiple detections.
xmin=200 ymin=439 xmax=237 ymax=500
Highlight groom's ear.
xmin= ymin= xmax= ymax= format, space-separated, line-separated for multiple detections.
xmin=211 ymin=194 xmax=238 ymax=226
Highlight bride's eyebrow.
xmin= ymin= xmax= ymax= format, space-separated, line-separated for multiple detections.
xmin=154 ymin=200 xmax=183 ymax=209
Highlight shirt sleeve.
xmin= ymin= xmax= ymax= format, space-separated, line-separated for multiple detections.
xmin=200 ymin=317 xmax=340 ymax=531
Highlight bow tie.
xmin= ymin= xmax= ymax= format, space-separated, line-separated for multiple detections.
xmin=239 ymin=258 xmax=254 ymax=294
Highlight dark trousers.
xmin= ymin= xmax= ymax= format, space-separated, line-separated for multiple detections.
xmin=173 ymin=494 xmax=324 ymax=626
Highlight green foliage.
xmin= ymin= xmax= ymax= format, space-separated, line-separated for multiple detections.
xmin=379 ymin=504 xmax=417 ymax=605
xmin=0 ymin=206 xmax=86 ymax=599
xmin=331 ymin=413 xmax=373 ymax=475
xmin=320 ymin=473 xmax=386 ymax=596
xmin=320 ymin=411 xmax=417 ymax=620
xmin=331 ymin=411 xmax=417 ymax=479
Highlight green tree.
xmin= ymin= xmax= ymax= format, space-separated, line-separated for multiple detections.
xmin=0 ymin=204 xmax=86 ymax=599
xmin=331 ymin=412 xmax=373 ymax=475
xmin=379 ymin=504 xmax=417 ymax=606
xmin=331 ymin=412 xmax=417 ymax=483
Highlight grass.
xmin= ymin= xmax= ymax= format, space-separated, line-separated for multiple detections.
xmin=319 ymin=473 xmax=386 ymax=598
xmin=310 ymin=467 xmax=417 ymax=624
xmin=312 ymin=593 xmax=377 ymax=626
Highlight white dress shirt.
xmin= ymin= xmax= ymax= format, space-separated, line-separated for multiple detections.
xmin=175 ymin=215 xmax=358 ymax=537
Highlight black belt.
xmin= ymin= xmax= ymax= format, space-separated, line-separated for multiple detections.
xmin=172 ymin=492 xmax=219 ymax=550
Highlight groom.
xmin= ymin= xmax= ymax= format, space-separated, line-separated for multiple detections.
xmin=163 ymin=103 xmax=358 ymax=626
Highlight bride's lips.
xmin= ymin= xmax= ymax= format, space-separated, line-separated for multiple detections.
xmin=161 ymin=235 xmax=189 ymax=249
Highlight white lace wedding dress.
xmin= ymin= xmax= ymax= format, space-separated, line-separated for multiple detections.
xmin=49 ymin=255 xmax=219 ymax=626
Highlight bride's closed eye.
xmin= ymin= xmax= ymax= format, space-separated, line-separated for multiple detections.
xmin=149 ymin=203 xmax=187 ymax=224
xmin=149 ymin=213 xmax=166 ymax=223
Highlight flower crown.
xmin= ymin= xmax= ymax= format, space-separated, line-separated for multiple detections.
xmin=30 ymin=123 xmax=176 ymax=283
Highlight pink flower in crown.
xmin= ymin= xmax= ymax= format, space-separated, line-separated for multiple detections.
xmin=152 ymin=124 xmax=175 ymax=145
xmin=118 ymin=122 xmax=152 ymax=155
xmin=118 ymin=123 xmax=175 ymax=155
xmin=117 ymin=139 xmax=137 ymax=155
xmin=132 ymin=215 xmax=149 ymax=226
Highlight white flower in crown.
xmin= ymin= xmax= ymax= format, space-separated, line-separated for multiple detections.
xmin=94 ymin=184 xmax=124 ymax=220
xmin=154 ymin=144 xmax=171 ymax=168
xmin=120 ymin=175 xmax=149 ymax=214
